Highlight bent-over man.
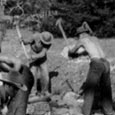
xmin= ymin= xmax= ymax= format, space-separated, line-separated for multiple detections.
xmin=68 ymin=22 xmax=114 ymax=115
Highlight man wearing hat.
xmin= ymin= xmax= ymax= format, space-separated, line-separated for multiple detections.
xmin=0 ymin=55 xmax=34 ymax=115
xmin=22 ymin=31 xmax=53 ymax=96
xmin=68 ymin=22 xmax=114 ymax=115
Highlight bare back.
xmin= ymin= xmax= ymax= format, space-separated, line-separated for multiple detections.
xmin=80 ymin=34 xmax=105 ymax=59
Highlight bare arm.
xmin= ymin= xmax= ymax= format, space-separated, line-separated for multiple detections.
xmin=68 ymin=39 xmax=88 ymax=59
xmin=69 ymin=43 xmax=83 ymax=54
xmin=0 ymin=63 xmax=13 ymax=72
xmin=22 ymin=37 xmax=34 ymax=45
xmin=68 ymin=40 xmax=84 ymax=54
xmin=31 ymin=48 xmax=46 ymax=60
xmin=0 ymin=55 xmax=22 ymax=72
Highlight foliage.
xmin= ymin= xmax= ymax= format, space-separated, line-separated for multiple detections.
xmin=40 ymin=16 xmax=61 ymax=37
xmin=1 ymin=0 xmax=115 ymax=37
xmin=50 ymin=0 xmax=115 ymax=38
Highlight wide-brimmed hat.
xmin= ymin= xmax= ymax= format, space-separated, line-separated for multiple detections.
xmin=41 ymin=31 xmax=53 ymax=45
xmin=0 ymin=71 xmax=27 ymax=91
xmin=77 ymin=21 xmax=93 ymax=35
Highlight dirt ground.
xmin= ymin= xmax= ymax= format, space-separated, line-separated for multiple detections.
xmin=2 ymin=29 xmax=115 ymax=115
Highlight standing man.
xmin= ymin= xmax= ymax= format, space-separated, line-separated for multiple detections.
xmin=22 ymin=31 xmax=53 ymax=96
xmin=0 ymin=55 xmax=34 ymax=115
xmin=68 ymin=22 xmax=114 ymax=115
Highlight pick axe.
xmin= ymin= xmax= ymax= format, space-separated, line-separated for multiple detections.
xmin=56 ymin=18 xmax=69 ymax=47
xmin=82 ymin=21 xmax=93 ymax=35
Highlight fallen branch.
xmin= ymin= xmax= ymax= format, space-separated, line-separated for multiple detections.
xmin=28 ymin=95 xmax=51 ymax=104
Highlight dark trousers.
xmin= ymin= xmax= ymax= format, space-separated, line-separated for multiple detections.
xmin=82 ymin=58 xmax=114 ymax=115
xmin=7 ymin=65 xmax=34 ymax=115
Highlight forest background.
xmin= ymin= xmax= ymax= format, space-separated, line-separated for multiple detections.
xmin=0 ymin=0 xmax=115 ymax=38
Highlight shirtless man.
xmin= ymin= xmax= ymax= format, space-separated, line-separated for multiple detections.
xmin=0 ymin=55 xmax=34 ymax=115
xmin=68 ymin=22 xmax=114 ymax=115
xmin=22 ymin=31 xmax=53 ymax=96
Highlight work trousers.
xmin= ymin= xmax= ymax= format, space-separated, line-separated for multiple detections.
xmin=82 ymin=58 xmax=114 ymax=115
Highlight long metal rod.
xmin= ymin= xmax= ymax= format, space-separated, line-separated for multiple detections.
xmin=16 ymin=24 xmax=29 ymax=59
